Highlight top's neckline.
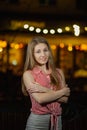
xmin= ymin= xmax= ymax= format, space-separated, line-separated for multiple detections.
xmin=33 ymin=66 xmax=51 ymax=75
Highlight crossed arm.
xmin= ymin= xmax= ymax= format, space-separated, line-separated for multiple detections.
xmin=23 ymin=70 xmax=70 ymax=104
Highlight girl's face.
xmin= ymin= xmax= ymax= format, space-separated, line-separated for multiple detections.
xmin=34 ymin=43 xmax=50 ymax=65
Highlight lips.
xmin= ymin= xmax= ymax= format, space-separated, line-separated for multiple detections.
xmin=40 ymin=57 xmax=47 ymax=61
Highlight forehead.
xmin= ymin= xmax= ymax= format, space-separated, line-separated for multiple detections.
xmin=34 ymin=43 xmax=48 ymax=50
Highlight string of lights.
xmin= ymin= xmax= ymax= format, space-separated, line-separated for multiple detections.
xmin=23 ymin=23 xmax=87 ymax=36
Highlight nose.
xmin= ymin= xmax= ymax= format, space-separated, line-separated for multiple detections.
xmin=41 ymin=51 xmax=45 ymax=56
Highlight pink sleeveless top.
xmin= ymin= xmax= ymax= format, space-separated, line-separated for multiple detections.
xmin=27 ymin=67 xmax=63 ymax=130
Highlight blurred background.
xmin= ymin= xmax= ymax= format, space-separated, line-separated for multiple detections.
xmin=0 ymin=0 xmax=87 ymax=130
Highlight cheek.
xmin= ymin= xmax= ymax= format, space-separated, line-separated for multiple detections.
xmin=47 ymin=52 xmax=50 ymax=58
xmin=34 ymin=54 xmax=39 ymax=60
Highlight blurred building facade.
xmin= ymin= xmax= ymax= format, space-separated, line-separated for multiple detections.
xmin=0 ymin=0 xmax=87 ymax=90
xmin=0 ymin=1 xmax=87 ymax=130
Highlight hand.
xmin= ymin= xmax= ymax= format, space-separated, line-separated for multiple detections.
xmin=58 ymin=96 xmax=68 ymax=103
xmin=62 ymin=87 xmax=70 ymax=97
xmin=62 ymin=84 xmax=68 ymax=88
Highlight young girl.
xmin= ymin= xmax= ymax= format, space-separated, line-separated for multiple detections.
xmin=22 ymin=36 xmax=70 ymax=130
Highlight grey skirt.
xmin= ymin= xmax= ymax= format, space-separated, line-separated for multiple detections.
xmin=25 ymin=112 xmax=62 ymax=130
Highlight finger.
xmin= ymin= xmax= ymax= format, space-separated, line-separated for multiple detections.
xmin=35 ymin=82 xmax=40 ymax=85
xmin=66 ymin=84 xmax=68 ymax=87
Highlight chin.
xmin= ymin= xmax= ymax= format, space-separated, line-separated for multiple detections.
xmin=37 ymin=62 xmax=47 ymax=66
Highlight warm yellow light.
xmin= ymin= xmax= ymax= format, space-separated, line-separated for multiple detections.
xmin=14 ymin=44 xmax=19 ymax=49
xmin=57 ymin=28 xmax=62 ymax=33
xmin=59 ymin=43 xmax=64 ymax=48
xmin=0 ymin=40 xmax=7 ymax=48
xmin=19 ymin=43 xmax=24 ymax=48
xmin=23 ymin=24 xmax=29 ymax=29
xmin=10 ymin=43 xmax=15 ymax=48
xmin=0 ymin=47 xmax=3 ymax=52
xmin=68 ymin=45 xmax=73 ymax=51
xmin=12 ymin=60 xmax=18 ymax=66
xmin=65 ymin=26 xmax=70 ymax=31
xmin=35 ymin=28 xmax=41 ymax=33
xmin=50 ymin=29 xmax=55 ymax=34
xmin=84 ymin=27 xmax=87 ymax=31
xmin=29 ymin=26 xmax=34 ymax=31
xmin=2 ymin=41 xmax=7 ymax=47
xmin=51 ymin=45 xmax=56 ymax=50
xmin=10 ymin=42 xmax=24 ymax=49
xmin=43 ymin=29 xmax=48 ymax=34
xmin=80 ymin=44 xmax=87 ymax=51
xmin=75 ymin=45 xmax=79 ymax=50
xmin=73 ymin=24 xmax=80 ymax=36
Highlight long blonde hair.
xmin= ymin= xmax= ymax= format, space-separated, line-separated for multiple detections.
xmin=22 ymin=36 xmax=60 ymax=96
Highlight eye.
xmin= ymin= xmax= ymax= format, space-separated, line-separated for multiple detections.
xmin=44 ymin=48 xmax=49 ymax=52
xmin=34 ymin=49 xmax=41 ymax=53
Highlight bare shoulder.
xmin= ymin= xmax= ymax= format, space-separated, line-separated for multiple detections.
xmin=23 ymin=70 xmax=35 ymax=90
xmin=23 ymin=70 xmax=34 ymax=81
xmin=23 ymin=70 xmax=30 ymax=77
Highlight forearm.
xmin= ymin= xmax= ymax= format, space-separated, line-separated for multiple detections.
xmin=58 ymin=96 xmax=69 ymax=103
xmin=23 ymin=71 xmax=70 ymax=104
xmin=31 ymin=89 xmax=65 ymax=104
xmin=28 ymin=82 xmax=51 ymax=93
xmin=23 ymin=72 xmax=51 ymax=93
xmin=28 ymin=82 xmax=70 ymax=104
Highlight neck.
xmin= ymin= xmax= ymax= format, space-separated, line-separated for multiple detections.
xmin=36 ymin=64 xmax=47 ymax=70
xmin=36 ymin=65 xmax=51 ymax=75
